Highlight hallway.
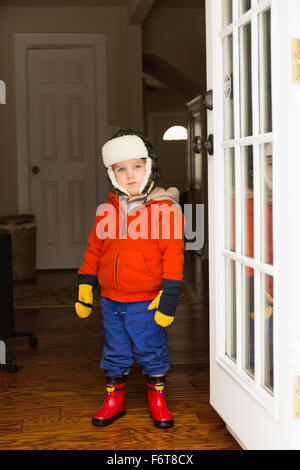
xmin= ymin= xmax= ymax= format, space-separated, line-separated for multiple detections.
xmin=0 ymin=252 xmax=240 ymax=450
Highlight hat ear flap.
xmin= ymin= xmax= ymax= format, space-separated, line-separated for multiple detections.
xmin=138 ymin=157 xmax=152 ymax=194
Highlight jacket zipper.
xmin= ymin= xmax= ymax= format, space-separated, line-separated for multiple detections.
xmin=110 ymin=197 xmax=123 ymax=290
xmin=115 ymin=211 xmax=128 ymax=289
xmin=110 ymin=195 xmax=154 ymax=291
xmin=115 ymin=252 xmax=119 ymax=289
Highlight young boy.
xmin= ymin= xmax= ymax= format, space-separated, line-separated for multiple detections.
xmin=75 ymin=128 xmax=185 ymax=428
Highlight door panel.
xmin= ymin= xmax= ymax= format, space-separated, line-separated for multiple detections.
xmin=205 ymin=0 xmax=299 ymax=449
xmin=28 ymin=48 xmax=97 ymax=268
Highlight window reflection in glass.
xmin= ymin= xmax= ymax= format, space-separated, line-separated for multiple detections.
xmin=241 ymin=146 xmax=254 ymax=260
xmin=224 ymin=148 xmax=236 ymax=251
xmin=259 ymin=9 xmax=272 ymax=133
xmin=223 ymin=35 xmax=234 ymax=140
xmin=243 ymin=265 xmax=255 ymax=378
xmin=261 ymin=140 xmax=273 ymax=394
xmin=261 ymin=143 xmax=273 ymax=265
xmin=223 ymin=0 xmax=233 ymax=27
xmin=241 ymin=145 xmax=254 ymax=379
xmin=225 ymin=258 xmax=237 ymax=362
xmin=262 ymin=273 xmax=274 ymax=394
xmin=240 ymin=23 xmax=253 ymax=137
xmin=239 ymin=0 xmax=251 ymax=15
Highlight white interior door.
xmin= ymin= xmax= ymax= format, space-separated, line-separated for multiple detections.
xmin=206 ymin=0 xmax=300 ymax=449
xmin=27 ymin=47 xmax=98 ymax=269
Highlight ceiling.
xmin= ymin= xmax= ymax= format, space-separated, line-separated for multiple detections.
xmin=0 ymin=0 xmax=205 ymax=8
xmin=0 ymin=0 xmax=204 ymax=90
xmin=143 ymin=72 xmax=167 ymax=90
xmin=153 ymin=0 xmax=205 ymax=9
xmin=0 ymin=0 xmax=129 ymax=6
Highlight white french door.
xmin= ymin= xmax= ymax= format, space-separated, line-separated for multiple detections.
xmin=206 ymin=0 xmax=300 ymax=449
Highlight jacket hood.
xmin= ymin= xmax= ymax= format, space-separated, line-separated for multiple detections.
xmin=145 ymin=185 xmax=180 ymax=204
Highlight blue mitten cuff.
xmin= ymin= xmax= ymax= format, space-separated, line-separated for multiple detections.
xmin=157 ymin=278 xmax=183 ymax=317
xmin=76 ymin=299 xmax=93 ymax=309
xmin=78 ymin=274 xmax=98 ymax=287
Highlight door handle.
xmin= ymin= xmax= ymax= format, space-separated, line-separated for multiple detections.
xmin=193 ymin=134 xmax=214 ymax=156
xmin=32 ymin=166 xmax=40 ymax=174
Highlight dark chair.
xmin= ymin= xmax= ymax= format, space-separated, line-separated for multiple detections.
xmin=0 ymin=230 xmax=38 ymax=373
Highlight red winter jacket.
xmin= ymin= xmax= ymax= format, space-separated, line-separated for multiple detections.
xmin=78 ymin=186 xmax=185 ymax=302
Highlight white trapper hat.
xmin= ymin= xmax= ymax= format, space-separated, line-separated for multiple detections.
xmin=101 ymin=128 xmax=160 ymax=198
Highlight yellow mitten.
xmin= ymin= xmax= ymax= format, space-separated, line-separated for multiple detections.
xmin=148 ymin=288 xmax=175 ymax=327
xmin=148 ymin=290 xmax=163 ymax=310
xmin=265 ymin=305 xmax=273 ymax=320
xmin=154 ymin=311 xmax=174 ymax=327
xmin=266 ymin=293 xmax=273 ymax=305
xmin=250 ymin=293 xmax=273 ymax=320
xmin=75 ymin=284 xmax=93 ymax=319
xmin=265 ymin=293 xmax=273 ymax=319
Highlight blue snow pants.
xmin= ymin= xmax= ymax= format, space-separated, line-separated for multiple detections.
xmin=100 ymin=296 xmax=170 ymax=377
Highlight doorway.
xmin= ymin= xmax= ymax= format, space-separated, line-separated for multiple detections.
xmin=14 ymin=33 xmax=108 ymax=268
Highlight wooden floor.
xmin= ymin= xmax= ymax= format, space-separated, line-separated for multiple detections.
xmin=0 ymin=252 xmax=241 ymax=450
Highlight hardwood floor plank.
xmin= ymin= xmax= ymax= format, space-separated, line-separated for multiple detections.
xmin=0 ymin=419 xmax=23 ymax=434
xmin=0 ymin=254 xmax=241 ymax=450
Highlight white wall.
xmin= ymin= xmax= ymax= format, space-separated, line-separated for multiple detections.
xmin=0 ymin=5 xmax=143 ymax=215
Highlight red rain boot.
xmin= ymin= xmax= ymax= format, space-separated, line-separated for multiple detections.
xmin=146 ymin=375 xmax=174 ymax=428
xmin=92 ymin=375 xmax=127 ymax=427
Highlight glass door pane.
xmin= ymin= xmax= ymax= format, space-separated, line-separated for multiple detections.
xmin=239 ymin=0 xmax=251 ymax=16
xmin=259 ymin=8 xmax=272 ymax=133
xmin=262 ymin=273 xmax=274 ymax=393
xmin=239 ymin=23 xmax=253 ymax=137
xmin=241 ymin=146 xmax=254 ymax=258
xmin=221 ymin=0 xmax=274 ymax=397
xmin=223 ymin=35 xmax=234 ymax=140
xmin=261 ymin=142 xmax=274 ymax=394
xmin=261 ymin=143 xmax=273 ymax=265
xmin=223 ymin=0 xmax=233 ymax=28
xmin=225 ymin=258 xmax=237 ymax=361
xmin=243 ymin=265 xmax=255 ymax=378
xmin=224 ymin=148 xmax=236 ymax=251
xmin=241 ymin=144 xmax=255 ymax=379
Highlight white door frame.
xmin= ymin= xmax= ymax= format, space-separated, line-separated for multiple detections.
xmin=14 ymin=33 xmax=108 ymax=214
xmin=206 ymin=0 xmax=300 ymax=449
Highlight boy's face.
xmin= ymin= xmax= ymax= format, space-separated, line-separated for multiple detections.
xmin=113 ymin=158 xmax=146 ymax=195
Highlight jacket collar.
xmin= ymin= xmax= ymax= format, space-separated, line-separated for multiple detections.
xmin=108 ymin=184 xmax=180 ymax=214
